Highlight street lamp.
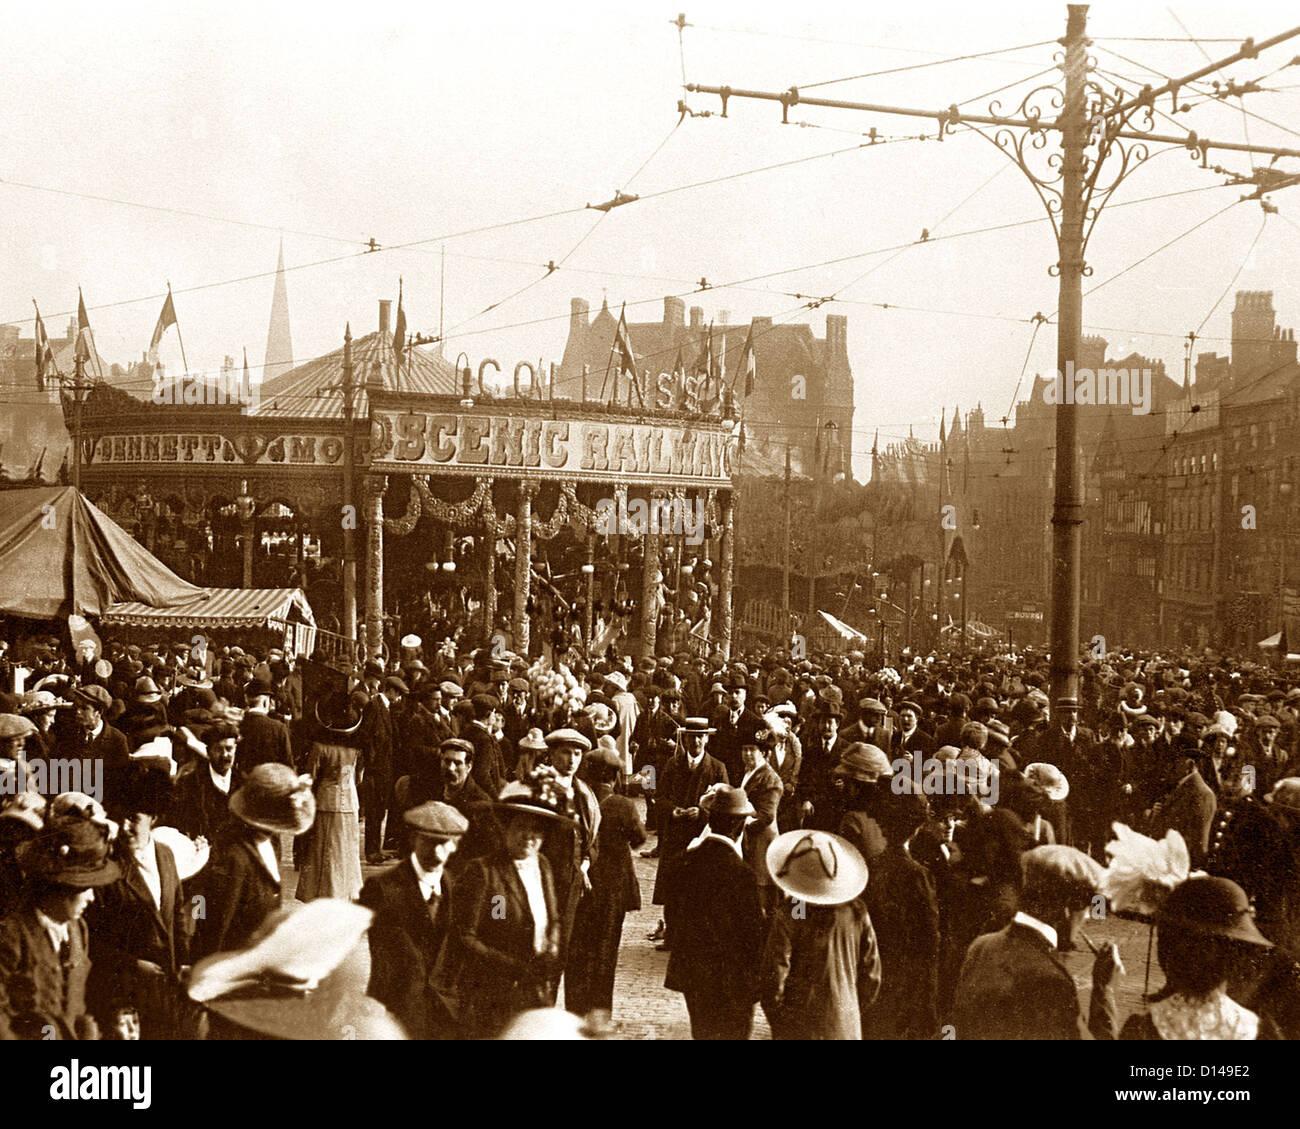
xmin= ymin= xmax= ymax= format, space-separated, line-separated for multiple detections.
xmin=456 ymin=352 xmax=474 ymax=408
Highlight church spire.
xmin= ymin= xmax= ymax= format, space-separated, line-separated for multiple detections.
xmin=263 ymin=238 xmax=294 ymax=385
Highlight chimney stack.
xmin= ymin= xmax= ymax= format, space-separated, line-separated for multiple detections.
xmin=379 ymin=299 xmax=392 ymax=339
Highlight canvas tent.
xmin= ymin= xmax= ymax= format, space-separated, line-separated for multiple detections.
xmin=101 ymin=588 xmax=316 ymax=658
xmin=0 ymin=486 xmax=202 ymax=619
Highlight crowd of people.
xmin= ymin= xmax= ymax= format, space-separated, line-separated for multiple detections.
xmin=1 ymin=628 xmax=1298 ymax=1040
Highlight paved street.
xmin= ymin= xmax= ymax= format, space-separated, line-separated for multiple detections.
xmin=288 ymin=811 xmax=1157 ymax=1040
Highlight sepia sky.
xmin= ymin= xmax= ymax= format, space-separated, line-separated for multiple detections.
xmin=4 ymin=0 xmax=1300 ymax=480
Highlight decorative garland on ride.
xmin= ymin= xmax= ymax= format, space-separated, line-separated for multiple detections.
xmin=382 ymin=478 xmax=423 ymax=535
xmin=414 ymin=476 xmax=493 ymax=525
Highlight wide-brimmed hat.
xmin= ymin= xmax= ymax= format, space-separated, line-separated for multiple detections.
xmin=190 ymin=900 xmax=404 ymax=1041
xmin=15 ymin=820 xmax=121 ymax=888
xmin=230 ymin=764 xmax=317 ymax=835
xmin=833 ymin=742 xmax=893 ymax=783
xmin=1158 ymin=876 xmax=1273 ymax=947
xmin=19 ymin=689 xmax=71 ymax=714
xmin=700 ymin=783 xmax=754 ymax=818
xmin=583 ymin=703 xmax=616 ymax=734
xmin=314 ymin=691 xmax=362 ymax=735
xmin=1023 ymin=762 xmax=1070 ymax=802
xmin=766 ymin=830 xmax=868 ymax=906
xmin=496 ymin=767 xmax=577 ymax=825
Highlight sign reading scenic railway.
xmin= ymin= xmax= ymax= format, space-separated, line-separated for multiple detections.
xmin=368 ymin=411 xmax=736 ymax=485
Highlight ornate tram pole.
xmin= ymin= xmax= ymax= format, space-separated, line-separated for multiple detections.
xmin=341 ymin=325 xmax=358 ymax=642
xmin=718 ymin=489 xmax=735 ymax=659
xmin=364 ymin=476 xmax=387 ymax=660
xmin=514 ymin=483 xmax=534 ymax=655
xmin=641 ymin=490 xmax=665 ymax=659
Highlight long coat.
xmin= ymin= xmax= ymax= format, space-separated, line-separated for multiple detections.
xmin=190 ymin=830 xmax=281 ymax=961
xmin=444 ymin=850 xmax=562 ymax=1038
xmin=1150 ymin=768 xmax=1216 ymax=866
xmin=663 ymin=837 xmax=765 ymax=1010
xmin=0 ymin=905 xmax=94 ymax=1040
xmin=859 ymin=845 xmax=940 ymax=1039
xmin=565 ymin=794 xmax=646 ymax=1015
xmin=542 ymin=776 xmax=600 ymax=948
xmin=651 ymin=751 xmax=729 ymax=905
xmin=237 ymin=710 xmax=295 ymax=772
xmin=358 ymin=858 xmax=458 ymax=1039
xmin=86 ymin=839 xmax=193 ymax=1036
xmin=760 ymin=896 xmax=882 ymax=1040
xmin=952 ymin=920 xmax=1115 ymax=1040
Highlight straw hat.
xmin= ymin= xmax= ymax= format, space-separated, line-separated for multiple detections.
xmin=229 ymin=764 xmax=317 ymax=835
xmin=766 ymin=830 xmax=868 ymax=906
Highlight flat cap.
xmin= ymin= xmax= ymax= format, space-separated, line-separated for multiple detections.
xmin=383 ymin=676 xmax=410 ymax=695
xmin=0 ymin=714 xmax=36 ymax=740
xmin=833 ymin=742 xmax=893 ymax=783
xmin=403 ymin=801 xmax=469 ymax=838
xmin=544 ymin=727 xmax=592 ymax=751
xmin=439 ymin=681 xmax=463 ymax=698
xmin=1021 ymin=844 xmax=1104 ymax=902
xmin=69 ymin=684 xmax=112 ymax=712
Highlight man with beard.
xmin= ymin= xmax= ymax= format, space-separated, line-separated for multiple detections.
xmin=648 ymin=718 xmax=728 ymax=949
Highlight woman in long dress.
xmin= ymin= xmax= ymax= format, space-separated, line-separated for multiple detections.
xmin=295 ymin=692 xmax=363 ymax=902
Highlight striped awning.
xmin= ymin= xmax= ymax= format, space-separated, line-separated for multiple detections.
xmin=102 ymin=587 xmax=314 ymax=630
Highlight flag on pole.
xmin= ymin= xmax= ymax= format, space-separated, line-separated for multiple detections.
xmin=739 ymin=321 xmax=757 ymax=397
xmin=148 ymin=287 xmax=178 ymax=364
xmin=613 ymin=303 xmax=637 ymax=375
xmin=33 ymin=302 xmax=57 ymax=392
xmin=393 ymin=279 xmax=407 ymax=359
xmin=75 ymin=289 xmax=103 ymax=379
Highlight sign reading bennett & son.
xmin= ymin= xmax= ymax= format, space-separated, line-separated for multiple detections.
xmin=369 ymin=410 xmax=736 ymax=486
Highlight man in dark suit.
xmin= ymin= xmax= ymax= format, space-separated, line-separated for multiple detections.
xmin=0 ymin=820 xmax=121 ymax=1040
xmin=664 ymin=784 xmax=766 ymax=1039
xmin=359 ymin=801 xmax=467 ymax=1039
xmin=87 ymin=768 xmax=194 ymax=1038
xmin=59 ymin=685 xmax=133 ymax=814
xmin=952 ymin=844 xmax=1120 ymax=1040
xmin=237 ymin=678 xmax=295 ymax=772
xmin=649 ymin=718 xmax=729 ymax=947
xmin=359 ymin=664 xmax=396 ymax=864
xmin=465 ymin=694 xmax=507 ymax=802
xmin=708 ymin=674 xmax=762 ymax=787
xmin=169 ymin=720 xmax=241 ymax=842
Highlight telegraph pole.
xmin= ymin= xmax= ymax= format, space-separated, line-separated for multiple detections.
xmin=686 ymin=5 xmax=1300 ymax=707
xmin=782 ymin=442 xmax=791 ymax=638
